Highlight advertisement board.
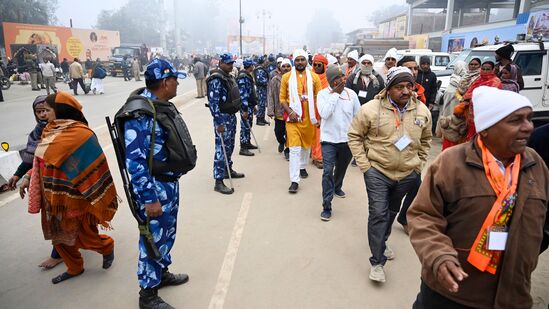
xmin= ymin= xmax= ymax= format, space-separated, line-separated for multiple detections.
xmin=441 ymin=24 xmax=524 ymax=53
xmin=227 ymin=35 xmax=264 ymax=56
xmin=3 ymin=22 xmax=120 ymax=61
xmin=526 ymin=10 xmax=549 ymax=40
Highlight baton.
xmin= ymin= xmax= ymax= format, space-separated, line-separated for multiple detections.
xmin=216 ymin=130 xmax=234 ymax=191
xmin=244 ymin=119 xmax=261 ymax=153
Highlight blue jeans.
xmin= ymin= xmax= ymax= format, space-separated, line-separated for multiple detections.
xmin=364 ymin=167 xmax=420 ymax=266
xmin=321 ymin=142 xmax=353 ymax=210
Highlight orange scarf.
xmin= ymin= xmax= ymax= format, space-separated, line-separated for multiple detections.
xmin=467 ymin=136 xmax=521 ymax=274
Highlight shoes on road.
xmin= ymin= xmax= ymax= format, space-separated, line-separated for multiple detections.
xmin=139 ymin=288 xmax=174 ymax=309
xmin=284 ymin=150 xmax=289 ymax=161
xmin=320 ymin=209 xmax=332 ymax=221
xmin=278 ymin=143 xmax=284 ymax=153
xmin=102 ymin=251 xmax=115 ymax=269
xmin=214 ymin=180 xmax=234 ymax=195
xmin=224 ymin=169 xmax=245 ymax=179
xmin=384 ymin=246 xmax=395 ymax=260
xmin=242 ymin=143 xmax=258 ymax=150
xmin=51 ymin=270 xmax=84 ymax=284
xmin=239 ymin=148 xmax=254 ymax=156
xmin=334 ymin=189 xmax=346 ymax=199
xmin=300 ymin=169 xmax=308 ymax=179
xmin=288 ymin=182 xmax=299 ymax=194
xmin=369 ymin=264 xmax=386 ymax=283
xmin=256 ymin=118 xmax=268 ymax=126
xmin=158 ymin=270 xmax=189 ymax=289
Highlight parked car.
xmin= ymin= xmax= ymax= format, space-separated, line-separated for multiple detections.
xmin=396 ymin=49 xmax=451 ymax=71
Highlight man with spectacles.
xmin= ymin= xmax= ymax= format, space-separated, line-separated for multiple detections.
xmin=348 ymin=66 xmax=432 ymax=283
xmin=311 ymin=54 xmax=330 ymax=169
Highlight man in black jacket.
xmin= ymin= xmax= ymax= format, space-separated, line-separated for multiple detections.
xmin=417 ymin=56 xmax=438 ymax=133
xmin=345 ymin=54 xmax=385 ymax=105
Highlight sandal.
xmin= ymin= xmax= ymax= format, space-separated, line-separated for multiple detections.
xmin=102 ymin=251 xmax=115 ymax=269
xmin=0 ymin=183 xmax=9 ymax=193
xmin=51 ymin=270 xmax=84 ymax=284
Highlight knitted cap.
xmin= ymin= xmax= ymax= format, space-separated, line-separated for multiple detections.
xmin=495 ymin=44 xmax=514 ymax=60
xmin=473 ymin=86 xmax=532 ymax=132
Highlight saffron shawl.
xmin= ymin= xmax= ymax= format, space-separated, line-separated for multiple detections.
xmin=32 ymin=119 xmax=118 ymax=245
xmin=288 ymin=67 xmax=318 ymax=124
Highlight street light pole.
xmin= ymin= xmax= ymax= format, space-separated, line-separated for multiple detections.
xmin=257 ymin=9 xmax=270 ymax=55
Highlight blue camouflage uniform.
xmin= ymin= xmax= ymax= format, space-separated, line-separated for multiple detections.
xmin=237 ymin=61 xmax=255 ymax=146
xmin=208 ymin=54 xmax=237 ymax=180
xmin=124 ymin=59 xmax=187 ymax=289
xmin=254 ymin=65 xmax=269 ymax=119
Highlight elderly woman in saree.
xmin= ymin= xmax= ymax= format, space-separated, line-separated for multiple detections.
xmin=29 ymin=91 xmax=118 ymax=284
xmin=500 ymin=63 xmax=520 ymax=93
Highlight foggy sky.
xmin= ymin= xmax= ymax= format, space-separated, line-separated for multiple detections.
xmin=56 ymin=0 xmax=406 ymax=45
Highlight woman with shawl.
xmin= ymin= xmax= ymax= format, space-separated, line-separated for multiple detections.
xmin=455 ymin=61 xmax=502 ymax=142
xmin=29 ymin=92 xmax=118 ymax=284
xmin=7 ymin=95 xmax=63 ymax=270
xmin=440 ymin=58 xmax=481 ymax=150
xmin=500 ymin=63 xmax=520 ymax=93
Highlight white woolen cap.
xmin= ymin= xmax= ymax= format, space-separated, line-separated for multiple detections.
xmin=347 ymin=50 xmax=359 ymax=62
xmin=473 ymin=86 xmax=533 ymax=132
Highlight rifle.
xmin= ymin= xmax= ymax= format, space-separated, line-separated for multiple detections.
xmin=105 ymin=116 xmax=161 ymax=260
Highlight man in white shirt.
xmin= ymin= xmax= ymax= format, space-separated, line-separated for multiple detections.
xmin=317 ymin=64 xmax=360 ymax=221
xmin=39 ymin=57 xmax=57 ymax=95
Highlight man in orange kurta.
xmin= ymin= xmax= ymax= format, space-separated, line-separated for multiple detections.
xmin=280 ymin=49 xmax=322 ymax=193
xmin=311 ymin=54 xmax=329 ymax=169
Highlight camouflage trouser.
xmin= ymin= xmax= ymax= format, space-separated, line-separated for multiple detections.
xmin=213 ymin=114 xmax=237 ymax=179
xmin=239 ymin=110 xmax=253 ymax=145
xmin=256 ymin=86 xmax=267 ymax=119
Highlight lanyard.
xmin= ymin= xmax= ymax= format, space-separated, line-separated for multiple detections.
xmin=392 ymin=106 xmax=406 ymax=129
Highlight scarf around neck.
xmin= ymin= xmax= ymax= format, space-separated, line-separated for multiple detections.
xmin=467 ymin=136 xmax=521 ymax=274
xmin=288 ymin=67 xmax=317 ymax=124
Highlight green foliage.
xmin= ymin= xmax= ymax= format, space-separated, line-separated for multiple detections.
xmin=0 ymin=0 xmax=58 ymax=47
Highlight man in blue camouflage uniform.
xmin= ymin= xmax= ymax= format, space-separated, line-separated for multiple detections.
xmin=266 ymin=54 xmax=277 ymax=75
xmin=237 ymin=59 xmax=259 ymax=157
xmin=124 ymin=59 xmax=189 ymax=309
xmin=253 ymin=56 xmax=270 ymax=126
xmin=207 ymin=53 xmax=245 ymax=195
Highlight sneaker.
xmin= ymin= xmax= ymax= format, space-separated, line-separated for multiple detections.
xmin=369 ymin=264 xmax=386 ymax=283
xmin=239 ymin=148 xmax=254 ymax=156
xmin=384 ymin=246 xmax=395 ymax=260
xmin=320 ymin=209 xmax=332 ymax=221
xmin=300 ymin=169 xmax=308 ymax=178
xmin=288 ymin=182 xmax=299 ymax=193
xmin=278 ymin=143 xmax=284 ymax=153
xmin=334 ymin=189 xmax=346 ymax=198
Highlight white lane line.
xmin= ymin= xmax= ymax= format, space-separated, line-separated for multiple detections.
xmin=0 ymin=192 xmax=20 ymax=208
xmin=208 ymin=192 xmax=254 ymax=309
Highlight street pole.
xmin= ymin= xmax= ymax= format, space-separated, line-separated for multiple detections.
xmin=174 ymin=0 xmax=181 ymax=56
xmin=239 ymin=0 xmax=243 ymax=56
xmin=262 ymin=10 xmax=266 ymax=55
xmin=159 ymin=0 xmax=166 ymax=53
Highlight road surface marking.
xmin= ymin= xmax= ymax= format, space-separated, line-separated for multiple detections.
xmin=208 ymin=192 xmax=254 ymax=309
xmin=0 ymin=192 xmax=20 ymax=208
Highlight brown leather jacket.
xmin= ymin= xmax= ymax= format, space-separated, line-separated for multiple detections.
xmin=408 ymin=140 xmax=549 ymax=309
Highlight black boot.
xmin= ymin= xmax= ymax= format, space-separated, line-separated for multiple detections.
xmin=139 ymin=288 xmax=174 ymax=309
xmin=239 ymin=148 xmax=255 ymax=156
xmin=300 ymin=169 xmax=309 ymax=178
xmin=256 ymin=117 xmax=267 ymax=126
xmin=158 ymin=269 xmax=189 ymax=289
xmin=214 ymin=179 xmax=234 ymax=194
xmin=242 ymin=143 xmax=258 ymax=150
xmin=224 ymin=169 xmax=245 ymax=179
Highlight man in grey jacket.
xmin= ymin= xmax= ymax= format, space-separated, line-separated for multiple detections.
xmin=193 ymin=57 xmax=207 ymax=98
xmin=267 ymin=58 xmax=292 ymax=160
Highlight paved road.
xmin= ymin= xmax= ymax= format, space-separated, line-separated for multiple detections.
xmin=0 ymin=78 xmax=547 ymax=308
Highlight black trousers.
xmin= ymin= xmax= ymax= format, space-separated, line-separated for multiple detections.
xmin=274 ymin=118 xmax=286 ymax=147
xmin=72 ymin=78 xmax=86 ymax=94
xmin=0 ymin=86 xmax=3 ymax=102
xmin=413 ymin=281 xmax=476 ymax=309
